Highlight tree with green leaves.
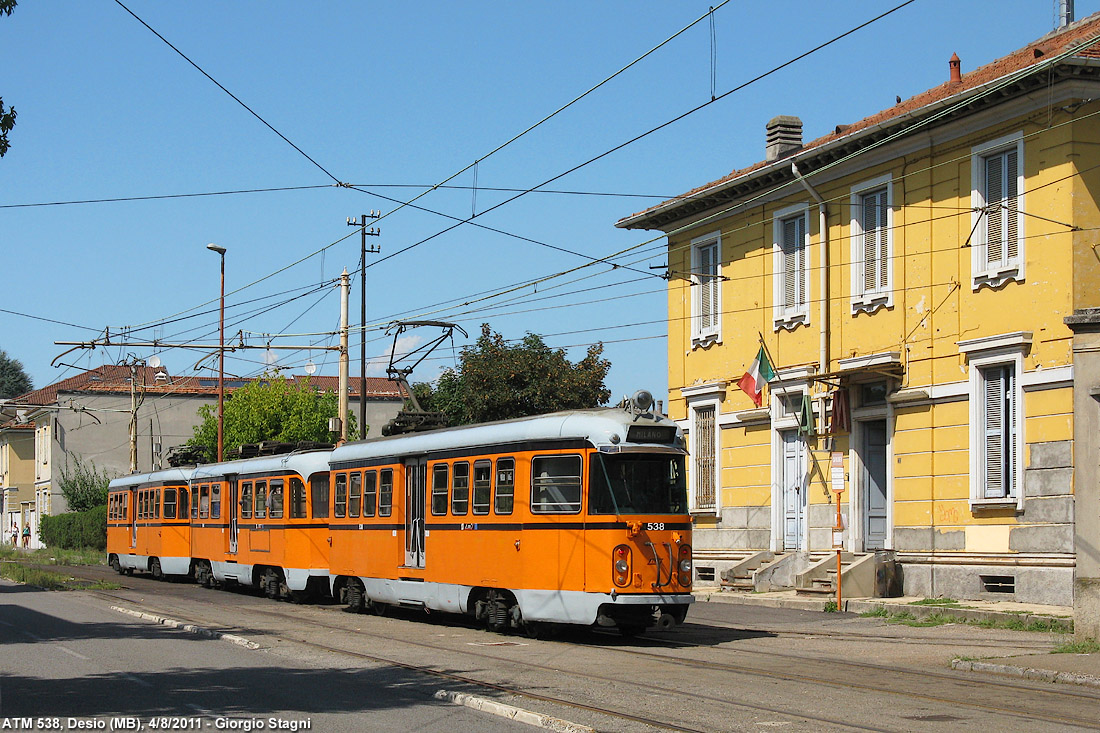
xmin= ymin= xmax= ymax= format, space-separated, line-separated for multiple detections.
xmin=58 ymin=453 xmax=114 ymax=512
xmin=0 ymin=1 xmax=16 ymax=158
xmin=415 ymin=323 xmax=611 ymax=426
xmin=186 ymin=374 xmax=358 ymax=462
xmin=0 ymin=348 xmax=32 ymax=399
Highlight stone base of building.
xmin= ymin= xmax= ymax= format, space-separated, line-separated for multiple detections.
xmin=1075 ymin=578 xmax=1100 ymax=639
xmin=899 ymin=557 xmax=1073 ymax=607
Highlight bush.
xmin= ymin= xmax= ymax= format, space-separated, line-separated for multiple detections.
xmin=39 ymin=505 xmax=107 ymax=551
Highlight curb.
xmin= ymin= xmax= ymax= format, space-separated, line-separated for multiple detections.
xmin=111 ymin=605 xmax=261 ymax=649
xmin=434 ymin=691 xmax=594 ymax=733
xmin=951 ymin=658 xmax=1100 ymax=688
xmin=697 ymin=592 xmax=1073 ymax=631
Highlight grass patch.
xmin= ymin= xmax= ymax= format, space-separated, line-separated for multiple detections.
xmin=908 ymin=598 xmax=962 ymax=607
xmin=0 ymin=560 xmax=120 ymax=591
xmin=823 ymin=601 xmax=838 ymax=613
xmin=0 ymin=546 xmax=105 ymax=566
xmin=870 ymin=607 xmax=1072 ymax=633
xmin=1052 ymin=638 xmax=1100 ymax=654
xmin=860 ymin=606 xmax=889 ymax=618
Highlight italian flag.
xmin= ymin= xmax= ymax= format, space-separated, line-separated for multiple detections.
xmin=738 ymin=346 xmax=775 ymax=407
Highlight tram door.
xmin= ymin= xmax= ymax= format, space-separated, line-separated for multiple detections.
xmin=227 ymin=476 xmax=239 ymax=555
xmin=129 ymin=488 xmax=137 ymax=548
xmin=404 ymin=457 xmax=427 ymax=568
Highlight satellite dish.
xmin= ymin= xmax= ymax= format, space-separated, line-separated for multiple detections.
xmin=304 ymin=360 xmax=317 ymax=375
xmin=147 ymin=355 xmax=162 ymax=368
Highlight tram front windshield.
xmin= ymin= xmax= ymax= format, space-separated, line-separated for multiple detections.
xmin=589 ymin=453 xmax=688 ymax=515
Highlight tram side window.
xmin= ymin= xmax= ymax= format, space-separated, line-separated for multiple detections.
xmin=363 ymin=471 xmax=376 ymax=518
xmin=211 ymin=483 xmax=221 ymax=519
xmin=270 ymin=479 xmax=284 ymax=519
xmin=431 ymin=464 xmax=449 ymax=516
xmin=334 ymin=474 xmax=347 ymax=518
xmin=241 ymin=482 xmax=253 ymax=519
xmin=255 ymin=481 xmax=267 ymax=519
xmin=348 ymin=474 xmax=361 ymax=518
xmin=379 ymin=469 xmax=393 ymax=517
xmin=473 ymin=460 xmax=491 ymax=515
xmin=290 ymin=477 xmax=307 ymax=519
xmin=200 ymin=485 xmax=210 ymax=519
xmin=311 ymin=475 xmax=330 ymax=519
xmin=123 ymin=494 xmax=128 ymax=520
xmin=452 ymin=462 xmax=470 ymax=515
xmin=495 ymin=458 xmax=515 ymax=515
xmin=154 ymin=489 xmax=162 ymax=519
xmin=191 ymin=488 xmax=198 ymax=519
xmin=164 ymin=488 xmax=177 ymax=519
xmin=179 ymin=488 xmax=189 ymax=521
xmin=531 ymin=455 xmax=582 ymax=513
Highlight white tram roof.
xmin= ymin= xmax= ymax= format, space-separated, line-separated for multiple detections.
xmin=330 ymin=407 xmax=684 ymax=464
xmin=190 ymin=449 xmax=332 ymax=482
xmin=109 ymin=467 xmax=194 ymax=490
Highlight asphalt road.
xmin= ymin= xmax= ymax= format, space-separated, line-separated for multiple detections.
xmin=0 ymin=579 xmax=530 ymax=732
xmin=4 ymin=565 xmax=1099 ymax=732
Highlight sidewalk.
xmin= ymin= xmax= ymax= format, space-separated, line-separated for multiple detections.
xmin=696 ymin=588 xmax=1100 ymax=688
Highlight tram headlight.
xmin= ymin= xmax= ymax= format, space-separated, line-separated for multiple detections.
xmin=679 ymin=559 xmax=692 ymax=573
xmin=613 ymin=544 xmax=632 ymax=588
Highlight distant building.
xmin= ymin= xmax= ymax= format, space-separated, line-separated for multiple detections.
xmin=617 ymin=16 xmax=1100 ymax=609
xmin=0 ymin=366 xmax=403 ymax=547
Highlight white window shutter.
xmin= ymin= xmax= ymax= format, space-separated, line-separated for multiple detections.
xmin=782 ymin=218 xmax=797 ymax=311
xmin=1004 ymin=149 xmax=1019 ymax=262
xmin=982 ymin=366 xmax=1004 ymax=498
xmin=984 ymin=153 xmax=1004 ymax=267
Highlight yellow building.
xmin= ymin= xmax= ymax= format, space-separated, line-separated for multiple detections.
xmin=618 ymin=17 xmax=1100 ymax=606
xmin=0 ymin=422 xmax=35 ymax=545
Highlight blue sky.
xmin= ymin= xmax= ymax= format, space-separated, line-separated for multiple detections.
xmin=2 ymin=1 xmax=1092 ymax=405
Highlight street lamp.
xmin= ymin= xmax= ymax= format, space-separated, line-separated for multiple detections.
xmin=207 ymin=243 xmax=226 ymax=462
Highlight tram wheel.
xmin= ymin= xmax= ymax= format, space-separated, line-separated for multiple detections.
xmin=485 ymin=590 xmax=510 ymax=634
xmin=109 ymin=555 xmax=122 ymax=574
xmin=345 ymin=581 xmax=364 ymax=613
xmin=263 ymin=569 xmax=281 ymax=600
xmin=368 ymin=599 xmax=389 ymax=617
xmin=196 ymin=562 xmax=215 ymax=588
xmin=150 ymin=557 xmax=163 ymax=580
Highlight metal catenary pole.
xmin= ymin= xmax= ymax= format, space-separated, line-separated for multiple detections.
xmin=348 ymin=213 xmax=381 ymax=439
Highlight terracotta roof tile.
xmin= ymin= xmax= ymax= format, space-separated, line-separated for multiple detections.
xmin=7 ymin=366 xmax=404 ymax=405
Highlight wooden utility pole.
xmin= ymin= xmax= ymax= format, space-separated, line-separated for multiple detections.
xmin=128 ymin=361 xmax=139 ymax=473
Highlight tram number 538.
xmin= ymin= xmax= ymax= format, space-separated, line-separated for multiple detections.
xmin=646 ymin=523 xmax=665 ymax=531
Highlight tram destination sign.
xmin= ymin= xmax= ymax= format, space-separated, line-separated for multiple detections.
xmin=626 ymin=425 xmax=678 ymax=444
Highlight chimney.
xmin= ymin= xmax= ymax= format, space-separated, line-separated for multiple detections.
xmin=766 ymin=116 xmax=803 ymax=162
xmin=1059 ymin=0 xmax=1075 ymax=28
xmin=949 ymin=52 xmax=962 ymax=84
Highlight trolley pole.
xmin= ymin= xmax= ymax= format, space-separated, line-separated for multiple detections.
xmin=348 ymin=213 xmax=381 ymax=437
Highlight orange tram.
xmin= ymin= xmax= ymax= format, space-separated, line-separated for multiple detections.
xmin=106 ymin=402 xmax=694 ymax=635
